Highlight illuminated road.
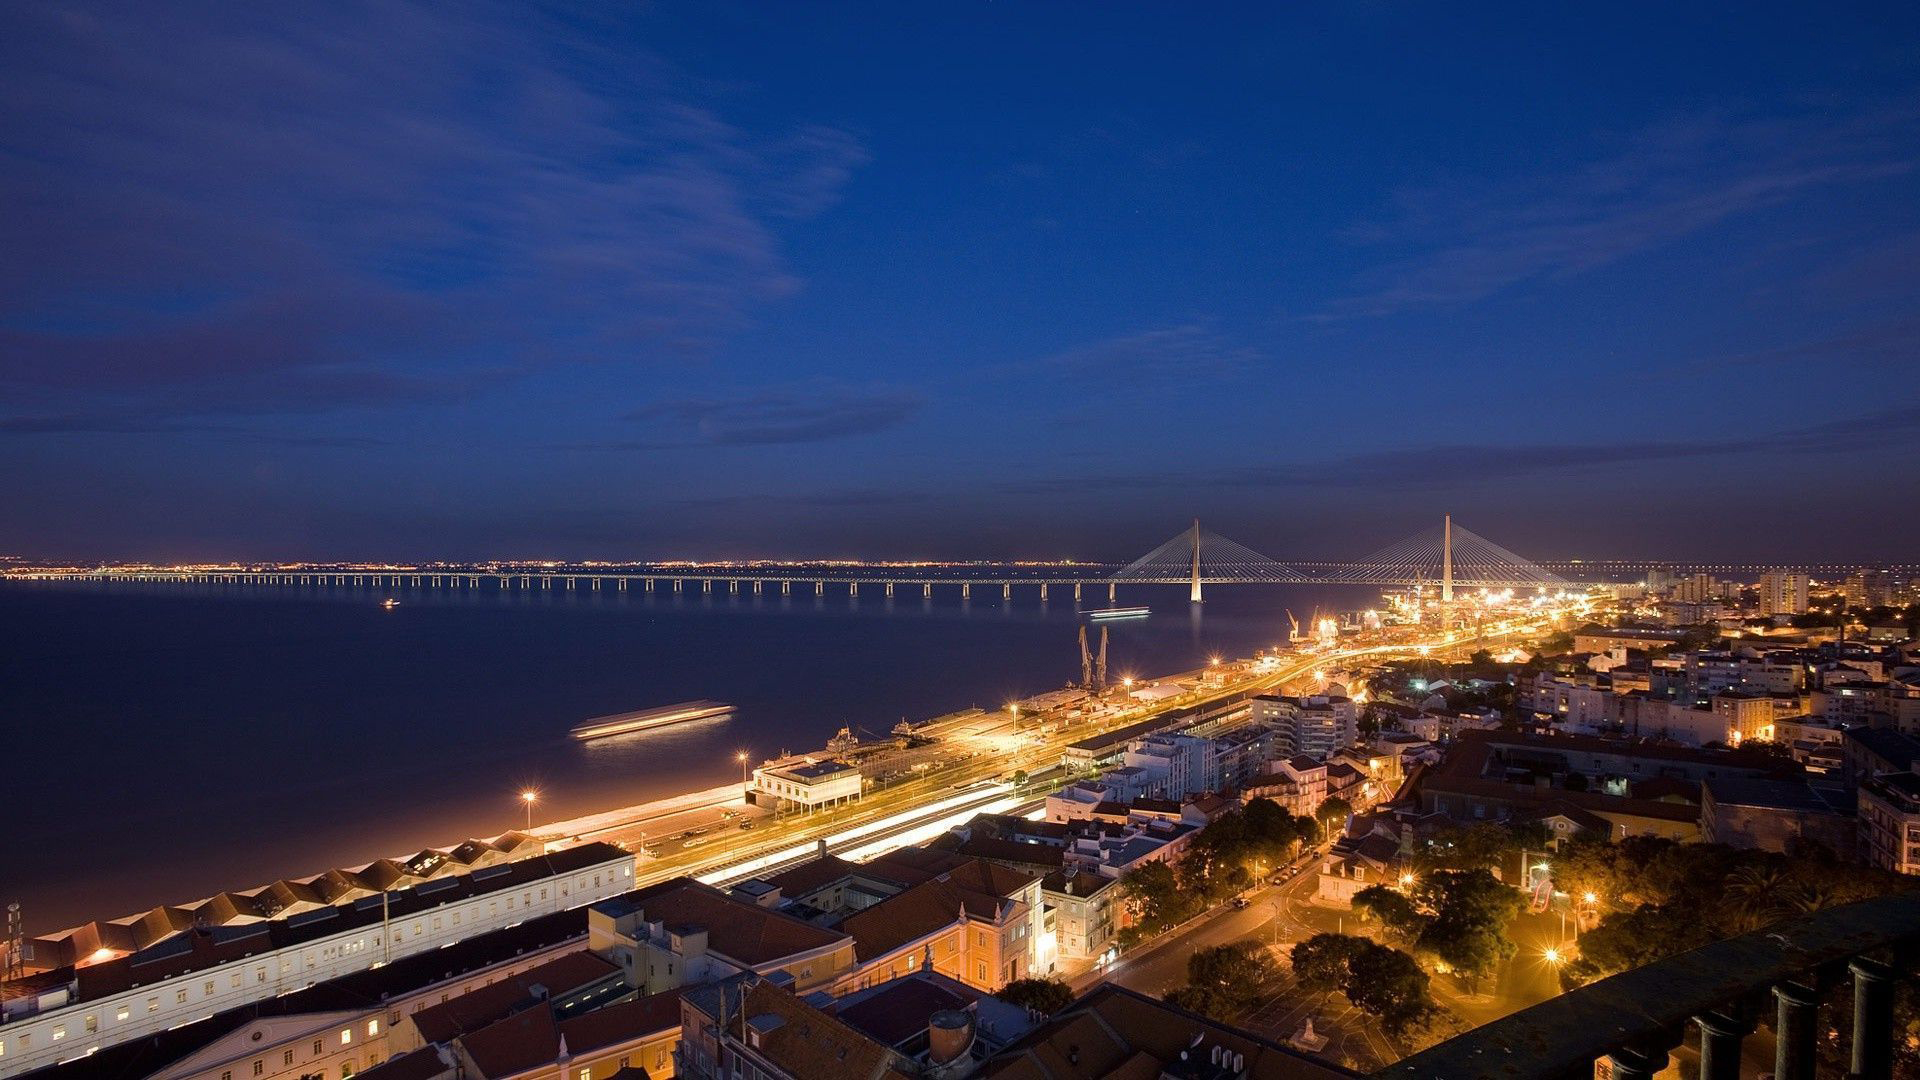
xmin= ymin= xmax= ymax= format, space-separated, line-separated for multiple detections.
xmin=549 ymin=611 xmax=1569 ymax=911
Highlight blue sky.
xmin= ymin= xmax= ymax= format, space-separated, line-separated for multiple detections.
xmin=3 ymin=2 xmax=1918 ymax=562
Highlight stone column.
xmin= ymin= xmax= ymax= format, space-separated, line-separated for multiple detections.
xmin=1694 ymin=1010 xmax=1752 ymax=1080
xmin=1602 ymin=1045 xmax=1666 ymax=1080
xmin=1851 ymin=957 xmax=1896 ymax=1080
xmin=1772 ymin=981 xmax=1820 ymax=1080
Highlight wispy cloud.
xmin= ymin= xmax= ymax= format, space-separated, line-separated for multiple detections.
xmin=1696 ymin=314 xmax=1920 ymax=370
xmin=1034 ymin=324 xmax=1263 ymax=380
xmin=1324 ymin=107 xmax=1919 ymax=317
xmin=997 ymin=404 xmax=1920 ymax=494
xmin=0 ymin=2 xmax=867 ymax=432
xmin=575 ymin=386 xmax=921 ymax=448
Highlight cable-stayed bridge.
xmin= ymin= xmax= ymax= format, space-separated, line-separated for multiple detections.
xmin=21 ymin=516 xmax=1577 ymax=603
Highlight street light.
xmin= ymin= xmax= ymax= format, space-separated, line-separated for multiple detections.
xmin=736 ymin=751 xmax=750 ymax=786
xmin=1542 ymin=946 xmax=1563 ymax=966
xmin=520 ymin=790 xmax=538 ymax=831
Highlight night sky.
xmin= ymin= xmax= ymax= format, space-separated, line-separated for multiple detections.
xmin=3 ymin=3 xmax=1918 ymax=563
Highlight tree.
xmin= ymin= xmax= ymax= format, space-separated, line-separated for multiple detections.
xmin=1289 ymin=934 xmax=1437 ymax=1036
xmin=1314 ymin=796 xmax=1352 ymax=835
xmin=1289 ymin=933 xmax=1369 ymax=992
xmin=1166 ymin=942 xmax=1275 ymax=1020
xmin=1120 ymin=860 xmax=1197 ymax=936
xmin=1352 ymin=884 xmax=1427 ymax=942
xmin=1343 ymin=941 xmax=1436 ymax=1035
xmin=1411 ymin=869 xmax=1522 ymax=979
xmin=994 ymin=977 xmax=1074 ymax=1015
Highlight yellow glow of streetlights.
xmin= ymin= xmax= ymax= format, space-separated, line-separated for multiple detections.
xmin=519 ymin=790 xmax=538 ymax=830
xmin=1122 ymin=676 xmax=1134 ymax=688
xmin=1399 ymin=872 xmax=1414 ymax=887
xmin=1582 ymin=891 xmax=1597 ymax=905
xmin=1542 ymin=947 xmax=1562 ymax=966
xmin=1208 ymin=655 xmax=1221 ymax=667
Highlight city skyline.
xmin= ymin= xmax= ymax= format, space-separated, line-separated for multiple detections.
xmin=5 ymin=3 xmax=1920 ymax=561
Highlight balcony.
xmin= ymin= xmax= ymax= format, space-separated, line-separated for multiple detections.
xmin=1370 ymin=894 xmax=1919 ymax=1080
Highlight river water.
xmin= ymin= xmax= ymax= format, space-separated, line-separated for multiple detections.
xmin=0 ymin=576 xmax=1384 ymax=934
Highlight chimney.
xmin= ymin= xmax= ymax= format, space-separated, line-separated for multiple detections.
xmin=926 ymin=1010 xmax=974 ymax=1066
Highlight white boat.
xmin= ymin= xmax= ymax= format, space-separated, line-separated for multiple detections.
xmin=1086 ymin=606 xmax=1150 ymax=621
xmin=570 ymin=699 xmax=733 ymax=741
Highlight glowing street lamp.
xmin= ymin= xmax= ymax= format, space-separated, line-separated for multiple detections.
xmin=1542 ymin=946 xmax=1563 ymax=966
xmin=520 ymin=790 xmax=538 ymax=831
xmin=736 ymin=750 xmax=751 ymax=785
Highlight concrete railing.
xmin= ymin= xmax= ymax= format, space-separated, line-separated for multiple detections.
xmin=1372 ymin=893 xmax=1920 ymax=1080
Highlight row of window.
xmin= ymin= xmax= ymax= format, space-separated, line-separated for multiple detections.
xmin=8 ymin=862 xmax=630 ymax=1066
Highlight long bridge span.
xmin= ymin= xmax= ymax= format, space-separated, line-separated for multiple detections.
xmin=10 ymin=517 xmax=1603 ymax=602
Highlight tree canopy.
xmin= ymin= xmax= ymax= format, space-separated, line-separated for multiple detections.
xmin=994 ymin=977 xmax=1075 ymax=1015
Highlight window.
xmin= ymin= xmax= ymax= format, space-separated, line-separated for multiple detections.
xmin=367 ymin=1020 xmax=379 ymax=1037
xmin=148 ymin=996 xmax=160 ymax=1013
xmin=221 ymin=1072 xmax=230 ymax=1080
xmin=340 ymin=1029 xmax=352 ymax=1046
xmin=285 ymin=1050 xmax=295 ymax=1066
xmin=51 ymin=1026 xmax=65 ymax=1042
xmin=232 ymin=973 xmax=242 ymax=989
xmin=85 ymin=1015 xmax=98 ymax=1034
xmin=116 ymin=1005 xmax=130 ymax=1022
xmin=177 ymin=989 xmax=189 ymax=1004
xmin=252 ymin=1061 xmax=263 ymax=1077
xmin=315 ymin=1040 xmax=324 ymax=1055
xmin=257 ymin=966 xmax=268 ymax=983
xmin=341 ymin=1065 xmax=354 ymax=1079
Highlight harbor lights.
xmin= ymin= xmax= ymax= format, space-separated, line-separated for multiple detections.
xmin=736 ymin=750 xmax=751 ymax=785
xmin=520 ymin=789 xmax=538 ymax=831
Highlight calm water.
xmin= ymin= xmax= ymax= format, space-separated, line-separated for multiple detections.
xmin=0 ymin=577 xmax=1383 ymax=934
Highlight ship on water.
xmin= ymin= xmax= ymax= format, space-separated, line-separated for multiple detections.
xmin=570 ymin=699 xmax=733 ymax=741
xmin=1085 ymin=605 xmax=1149 ymax=621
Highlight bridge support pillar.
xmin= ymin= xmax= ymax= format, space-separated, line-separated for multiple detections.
xmin=1108 ymin=582 xmax=1116 ymax=603
xmin=1001 ymin=582 xmax=1011 ymax=600
xmin=922 ymin=583 xmax=931 ymax=598
xmin=567 ymin=577 xmax=575 ymax=590
xmin=884 ymin=582 xmax=893 ymax=597
xmin=753 ymin=579 xmax=762 ymax=594
xmin=850 ymin=581 xmax=859 ymax=597
xmin=1851 ymin=958 xmax=1896 ymax=1080
xmin=1694 ymin=1011 xmax=1752 ymax=1080
xmin=729 ymin=579 xmax=738 ymax=593
xmin=618 ymin=578 xmax=626 ymax=591
xmin=672 ymin=578 xmax=681 ymax=592
xmin=702 ymin=579 xmax=712 ymax=593
xmin=782 ymin=580 xmax=791 ymax=595
xmin=1772 ymin=981 xmax=1820 ymax=1080
xmin=961 ymin=583 xmax=971 ymax=600
xmin=1073 ymin=582 xmax=1081 ymax=602
xmin=815 ymin=580 xmax=824 ymax=596
xmin=1039 ymin=583 xmax=1048 ymax=601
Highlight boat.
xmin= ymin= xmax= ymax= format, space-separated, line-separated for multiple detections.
xmin=1086 ymin=606 xmax=1150 ymax=621
xmin=570 ymin=699 xmax=733 ymax=741
xmin=381 ymin=598 xmax=399 ymax=610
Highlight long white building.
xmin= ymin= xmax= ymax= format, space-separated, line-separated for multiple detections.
xmin=0 ymin=843 xmax=634 ymax=1079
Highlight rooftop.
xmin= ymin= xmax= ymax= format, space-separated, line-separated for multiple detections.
xmin=595 ymin=878 xmax=850 ymax=967
xmin=841 ymin=860 xmax=1035 ymax=961
xmin=982 ymin=983 xmax=1354 ymax=1079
